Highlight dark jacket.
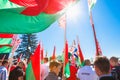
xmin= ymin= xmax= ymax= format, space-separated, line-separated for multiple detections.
xmin=45 ymin=72 xmax=58 ymax=80
xmin=100 ymin=76 xmax=115 ymax=80
xmin=9 ymin=66 xmax=24 ymax=80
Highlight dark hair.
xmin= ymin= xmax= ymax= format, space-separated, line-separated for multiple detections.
xmin=44 ymin=57 xmax=48 ymax=62
xmin=84 ymin=59 xmax=91 ymax=65
xmin=49 ymin=61 xmax=60 ymax=70
xmin=94 ymin=57 xmax=110 ymax=74
xmin=2 ymin=60 xmax=8 ymax=65
xmin=110 ymin=56 xmax=118 ymax=63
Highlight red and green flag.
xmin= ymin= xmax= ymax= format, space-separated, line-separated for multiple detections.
xmin=64 ymin=41 xmax=70 ymax=78
xmin=52 ymin=46 xmax=56 ymax=60
xmin=77 ymin=42 xmax=84 ymax=67
xmin=88 ymin=0 xmax=102 ymax=56
xmin=26 ymin=44 xmax=41 ymax=80
xmin=0 ymin=0 xmax=79 ymax=34
xmin=0 ymin=34 xmax=13 ymax=53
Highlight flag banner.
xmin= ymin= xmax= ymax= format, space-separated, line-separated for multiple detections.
xmin=58 ymin=14 xmax=66 ymax=29
xmin=26 ymin=44 xmax=41 ymax=80
xmin=88 ymin=0 xmax=97 ymax=12
xmin=77 ymin=43 xmax=84 ymax=67
xmin=64 ymin=41 xmax=70 ymax=78
xmin=0 ymin=0 xmax=79 ymax=34
xmin=0 ymin=34 xmax=13 ymax=53
xmin=52 ymin=46 xmax=56 ymax=60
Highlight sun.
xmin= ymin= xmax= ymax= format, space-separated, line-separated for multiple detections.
xmin=66 ymin=3 xmax=81 ymax=21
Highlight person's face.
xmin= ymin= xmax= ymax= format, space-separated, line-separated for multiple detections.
xmin=110 ymin=60 xmax=115 ymax=66
xmin=18 ymin=76 xmax=23 ymax=80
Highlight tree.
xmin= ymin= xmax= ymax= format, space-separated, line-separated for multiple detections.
xmin=15 ymin=34 xmax=38 ymax=59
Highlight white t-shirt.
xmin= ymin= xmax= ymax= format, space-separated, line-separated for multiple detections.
xmin=41 ymin=63 xmax=49 ymax=80
xmin=77 ymin=66 xmax=99 ymax=80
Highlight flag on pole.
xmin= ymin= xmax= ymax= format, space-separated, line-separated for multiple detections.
xmin=88 ymin=0 xmax=102 ymax=56
xmin=0 ymin=0 xmax=79 ymax=34
xmin=64 ymin=41 xmax=70 ymax=78
xmin=77 ymin=42 xmax=84 ymax=67
xmin=58 ymin=14 xmax=66 ymax=29
xmin=26 ymin=44 xmax=41 ymax=80
xmin=0 ymin=34 xmax=13 ymax=53
xmin=52 ymin=46 xmax=56 ymax=60
xmin=88 ymin=0 xmax=97 ymax=12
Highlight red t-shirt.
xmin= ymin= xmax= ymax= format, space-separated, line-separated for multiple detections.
xmin=67 ymin=65 xmax=78 ymax=80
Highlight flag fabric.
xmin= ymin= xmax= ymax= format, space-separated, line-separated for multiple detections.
xmin=26 ymin=44 xmax=41 ymax=80
xmin=0 ymin=34 xmax=13 ymax=53
xmin=89 ymin=7 xmax=102 ymax=56
xmin=58 ymin=14 xmax=66 ymax=29
xmin=91 ymin=22 xmax=102 ymax=56
xmin=0 ymin=0 xmax=79 ymax=34
xmin=41 ymin=46 xmax=44 ymax=64
xmin=52 ymin=46 xmax=56 ymax=60
xmin=88 ymin=0 xmax=97 ymax=12
xmin=77 ymin=43 xmax=84 ymax=67
xmin=64 ymin=41 xmax=70 ymax=78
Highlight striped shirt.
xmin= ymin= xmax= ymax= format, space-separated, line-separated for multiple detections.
xmin=0 ymin=66 xmax=7 ymax=80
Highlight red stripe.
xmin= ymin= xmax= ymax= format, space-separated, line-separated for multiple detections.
xmin=65 ymin=41 xmax=69 ymax=65
xmin=52 ymin=46 xmax=56 ymax=60
xmin=31 ymin=44 xmax=40 ymax=80
xmin=78 ymin=43 xmax=84 ymax=62
xmin=0 ymin=34 xmax=13 ymax=38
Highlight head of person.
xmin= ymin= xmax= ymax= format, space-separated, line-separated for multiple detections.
xmin=84 ymin=59 xmax=91 ymax=66
xmin=110 ymin=56 xmax=119 ymax=67
xmin=49 ymin=61 xmax=61 ymax=75
xmin=43 ymin=57 xmax=48 ymax=63
xmin=2 ymin=60 xmax=9 ymax=68
xmin=18 ymin=61 xmax=25 ymax=68
xmin=94 ymin=57 xmax=110 ymax=76
xmin=17 ymin=70 xmax=24 ymax=80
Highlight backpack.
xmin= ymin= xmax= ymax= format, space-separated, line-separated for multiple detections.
xmin=111 ymin=66 xmax=120 ymax=80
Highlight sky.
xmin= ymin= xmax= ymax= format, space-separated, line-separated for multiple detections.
xmin=37 ymin=0 xmax=120 ymax=59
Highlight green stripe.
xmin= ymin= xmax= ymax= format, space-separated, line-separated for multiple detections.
xmin=0 ymin=0 xmax=80 ymax=34
xmin=0 ymin=38 xmax=12 ymax=45
xmin=0 ymin=0 xmax=22 ymax=9
xmin=0 ymin=46 xmax=12 ymax=53
xmin=26 ymin=62 xmax=35 ymax=80
xmin=0 ymin=11 xmax=63 ymax=34
xmin=64 ymin=62 xmax=70 ymax=78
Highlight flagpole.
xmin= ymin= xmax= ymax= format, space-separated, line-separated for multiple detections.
xmin=90 ymin=11 xmax=102 ymax=56
xmin=63 ymin=13 xmax=67 ymax=80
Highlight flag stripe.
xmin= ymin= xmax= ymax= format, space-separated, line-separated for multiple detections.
xmin=0 ymin=46 xmax=12 ymax=53
xmin=26 ymin=62 xmax=36 ymax=80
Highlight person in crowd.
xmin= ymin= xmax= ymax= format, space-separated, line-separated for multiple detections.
xmin=41 ymin=57 xmax=49 ymax=80
xmin=94 ymin=57 xmax=115 ymax=80
xmin=0 ymin=60 xmax=9 ymax=80
xmin=110 ymin=56 xmax=120 ymax=80
xmin=77 ymin=59 xmax=98 ymax=80
xmin=9 ymin=61 xmax=25 ymax=80
xmin=45 ymin=61 xmax=61 ymax=80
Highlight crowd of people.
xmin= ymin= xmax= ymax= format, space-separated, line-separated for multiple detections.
xmin=0 ymin=56 xmax=120 ymax=80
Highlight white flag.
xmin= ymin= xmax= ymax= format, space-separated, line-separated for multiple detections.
xmin=88 ymin=0 xmax=97 ymax=12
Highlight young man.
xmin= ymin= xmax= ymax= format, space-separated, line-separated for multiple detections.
xmin=94 ymin=57 xmax=115 ymax=80
xmin=110 ymin=56 xmax=120 ymax=80
xmin=45 ymin=61 xmax=61 ymax=80
xmin=77 ymin=59 xmax=98 ymax=80
xmin=0 ymin=60 xmax=9 ymax=80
